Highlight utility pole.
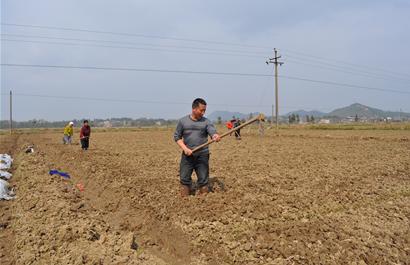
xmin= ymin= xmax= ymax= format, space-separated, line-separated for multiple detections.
xmin=266 ymin=48 xmax=284 ymax=129
xmin=9 ymin=90 xmax=13 ymax=134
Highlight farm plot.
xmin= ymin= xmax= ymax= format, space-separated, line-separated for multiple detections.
xmin=0 ymin=128 xmax=409 ymax=264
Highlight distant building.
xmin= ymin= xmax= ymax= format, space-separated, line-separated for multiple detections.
xmin=319 ymin=119 xmax=330 ymax=124
xmin=103 ymin=121 xmax=112 ymax=128
xmin=341 ymin=116 xmax=355 ymax=123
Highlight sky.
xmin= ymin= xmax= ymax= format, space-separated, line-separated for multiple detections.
xmin=1 ymin=0 xmax=410 ymax=121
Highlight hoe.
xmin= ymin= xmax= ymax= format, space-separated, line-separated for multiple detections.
xmin=192 ymin=113 xmax=265 ymax=153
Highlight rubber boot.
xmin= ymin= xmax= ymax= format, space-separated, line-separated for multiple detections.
xmin=180 ymin=184 xmax=190 ymax=197
xmin=198 ymin=185 xmax=209 ymax=195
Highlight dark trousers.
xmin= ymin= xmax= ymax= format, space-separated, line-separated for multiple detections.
xmin=235 ymin=129 xmax=241 ymax=138
xmin=179 ymin=152 xmax=209 ymax=188
xmin=81 ymin=137 xmax=89 ymax=150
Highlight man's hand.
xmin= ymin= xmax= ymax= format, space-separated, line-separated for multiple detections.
xmin=177 ymin=139 xmax=192 ymax=156
xmin=212 ymin=134 xmax=221 ymax=142
xmin=183 ymin=148 xmax=193 ymax=156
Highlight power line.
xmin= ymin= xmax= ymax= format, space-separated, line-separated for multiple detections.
xmin=1 ymin=38 xmax=264 ymax=59
xmin=2 ymin=63 xmax=409 ymax=94
xmin=284 ymin=54 xmax=410 ymax=82
xmin=4 ymin=35 xmax=410 ymax=84
xmin=283 ymin=58 xmax=410 ymax=83
xmin=1 ymin=22 xmax=271 ymax=49
xmin=4 ymin=36 xmax=409 ymax=83
xmin=1 ymin=62 xmax=272 ymax=76
xmin=282 ymin=49 xmax=410 ymax=80
xmin=0 ymin=33 xmax=267 ymax=56
xmin=4 ymin=22 xmax=410 ymax=79
xmin=0 ymin=92 xmax=331 ymax=111
xmin=4 ymin=39 xmax=409 ymax=86
xmin=280 ymin=75 xmax=409 ymax=94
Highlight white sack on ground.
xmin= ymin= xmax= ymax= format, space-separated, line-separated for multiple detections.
xmin=0 ymin=154 xmax=13 ymax=170
xmin=0 ymin=179 xmax=15 ymax=200
xmin=0 ymin=170 xmax=12 ymax=180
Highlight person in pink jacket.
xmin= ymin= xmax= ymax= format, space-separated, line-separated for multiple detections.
xmin=80 ymin=120 xmax=91 ymax=150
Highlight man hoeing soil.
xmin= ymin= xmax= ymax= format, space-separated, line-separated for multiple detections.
xmin=174 ymin=98 xmax=220 ymax=197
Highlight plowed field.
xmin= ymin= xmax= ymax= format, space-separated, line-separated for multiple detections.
xmin=1 ymin=128 xmax=409 ymax=264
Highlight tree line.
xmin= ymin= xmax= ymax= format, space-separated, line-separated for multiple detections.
xmin=288 ymin=114 xmax=315 ymax=124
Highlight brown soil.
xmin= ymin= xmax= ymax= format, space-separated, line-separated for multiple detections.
xmin=0 ymin=128 xmax=409 ymax=265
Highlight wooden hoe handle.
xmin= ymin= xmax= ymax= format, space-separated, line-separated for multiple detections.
xmin=192 ymin=114 xmax=265 ymax=153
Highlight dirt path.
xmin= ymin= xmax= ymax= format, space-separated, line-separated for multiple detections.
xmin=1 ymin=129 xmax=409 ymax=264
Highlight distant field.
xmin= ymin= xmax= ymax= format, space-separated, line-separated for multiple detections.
xmin=305 ymin=122 xmax=410 ymax=130
xmin=1 ymin=122 xmax=409 ymax=135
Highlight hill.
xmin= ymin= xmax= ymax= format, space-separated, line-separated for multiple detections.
xmin=328 ymin=103 xmax=410 ymax=119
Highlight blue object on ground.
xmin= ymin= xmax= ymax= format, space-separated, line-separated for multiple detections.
xmin=49 ymin=170 xmax=71 ymax=179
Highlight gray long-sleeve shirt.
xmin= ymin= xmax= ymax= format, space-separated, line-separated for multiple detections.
xmin=174 ymin=115 xmax=217 ymax=153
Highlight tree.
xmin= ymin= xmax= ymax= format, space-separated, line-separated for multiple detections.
xmin=306 ymin=115 xmax=310 ymax=123
xmin=217 ymin=116 xmax=222 ymax=125
xmin=289 ymin=114 xmax=296 ymax=124
xmin=310 ymin=115 xmax=315 ymax=123
xmin=296 ymin=114 xmax=300 ymax=123
xmin=248 ymin=113 xmax=254 ymax=120
xmin=355 ymin=114 xmax=359 ymax=122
